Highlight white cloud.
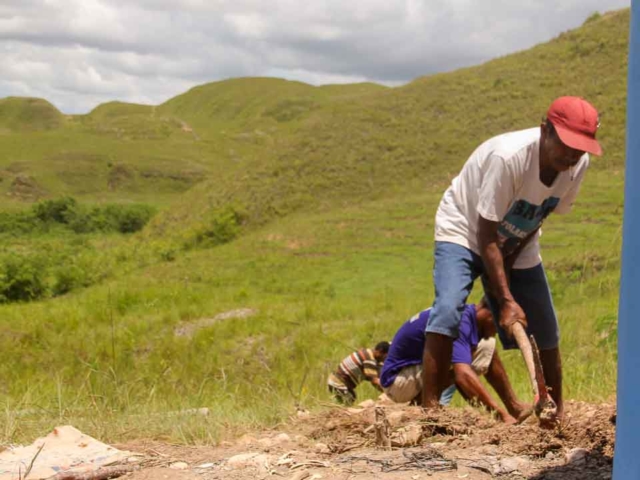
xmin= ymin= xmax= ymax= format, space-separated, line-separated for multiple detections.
xmin=0 ymin=0 xmax=630 ymax=113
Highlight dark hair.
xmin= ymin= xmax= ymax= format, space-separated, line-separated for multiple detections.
xmin=375 ymin=341 xmax=390 ymax=353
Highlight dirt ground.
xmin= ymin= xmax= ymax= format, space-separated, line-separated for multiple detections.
xmin=115 ymin=399 xmax=615 ymax=480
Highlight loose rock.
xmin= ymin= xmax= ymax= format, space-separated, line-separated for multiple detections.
xmin=566 ymin=447 xmax=588 ymax=465
xmin=314 ymin=443 xmax=330 ymax=454
xmin=227 ymin=452 xmax=270 ymax=469
xmin=289 ymin=471 xmax=311 ymax=480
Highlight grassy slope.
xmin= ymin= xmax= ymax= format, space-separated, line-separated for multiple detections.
xmin=0 ymin=81 xmax=385 ymax=207
xmin=0 ymin=10 xmax=628 ymax=443
xmin=0 ymin=97 xmax=64 ymax=132
xmin=147 ymin=10 xmax=627 ymax=241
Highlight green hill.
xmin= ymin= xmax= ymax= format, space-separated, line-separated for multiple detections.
xmin=0 ymin=97 xmax=64 ymax=132
xmin=0 ymin=80 xmax=388 ymax=206
xmin=158 ymin=77 xmax=386 ymax=130
xmin=0 ymin=9 xmax=628 ymax=444
xmin=148 ymin=9 xmax=628 ymax=242
xmin=88 ymin=101 xmax=155 ymax=119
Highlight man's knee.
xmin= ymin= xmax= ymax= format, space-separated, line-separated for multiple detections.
xmin=427 ymin=301 xmax=464 ymax=337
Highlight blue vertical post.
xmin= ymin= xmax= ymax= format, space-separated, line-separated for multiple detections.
xmin=614 ymin=2 xmax=640 ymax=478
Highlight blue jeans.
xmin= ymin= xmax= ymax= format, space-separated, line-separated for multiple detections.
xmin=426 ymin=241 xmax=559 ymax=350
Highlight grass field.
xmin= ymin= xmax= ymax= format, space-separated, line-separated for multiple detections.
xmin=0 ymin=9 xmax=628 ymax=444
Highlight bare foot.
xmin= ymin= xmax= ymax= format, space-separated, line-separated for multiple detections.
xmin=500 ymin=412 xmax=518 ymax=425
xmin=514 ymin=404 xmax=535 ymax=424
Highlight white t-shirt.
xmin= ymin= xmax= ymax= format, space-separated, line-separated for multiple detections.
xmin=435 ymin=127 xmax=589 ymax=269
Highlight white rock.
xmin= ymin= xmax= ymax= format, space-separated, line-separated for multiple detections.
xmin=275 ymin=433 xmax=292 ymax=443
xmin=494 ymin=456 xmax=529 ymax=475
xmin=257 ymin=438 xmax=273 ymax=448
xmin=387 ymin=411 xmax=407 ymax=427
xmin=566 ymin=448 xmax=588 ymax=465
xmin=227 ymin=452 xmax=270 ymax=469
xmin=502 ymin=458 xmax=519 ymax=473
xmin=196 ymin=463 xmax=215 ymax=469
xmin=391 ymin=424 xmax=422 ymax=447
xmin=169 ymin=462 xmax=189 ymax=470
xmin=276 ymin=453 xmax=294 ymax=466
xmin=289 ymin=471 xmax=311 ymax=480
xmin=358 ymin=399 xmax=376 ymax=408
xmin=237 ymin=434 xmax=257 ymax=446
xmin=314 ymin=442 xmax=331 ymax=454
xmin=309 ymin=475 xmax=324 ymax=480
xmin=478 ymin=446 xmax=499 ymax=456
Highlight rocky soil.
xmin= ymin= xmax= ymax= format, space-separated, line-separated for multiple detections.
xmin=114 ymin=399 xmax=615 ymax=480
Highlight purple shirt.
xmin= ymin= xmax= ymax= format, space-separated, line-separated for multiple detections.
xmin=380 ymin=305 xmax=479 ymax=388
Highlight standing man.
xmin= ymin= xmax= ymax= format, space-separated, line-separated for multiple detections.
xmin=328 ymin=341 xmax=390 ymax=405
xmin=422 ymin=97 xmax=602 ymax=424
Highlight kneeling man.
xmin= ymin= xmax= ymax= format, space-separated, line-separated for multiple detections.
xmin=380 ymin=302 xmax=530 ymax=424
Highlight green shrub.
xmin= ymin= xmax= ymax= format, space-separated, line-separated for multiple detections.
xmin=66 ymin=206 xmax=100 ymax=233
xmin=66 ymin=203 xmax=156 ymax=234
xmin=0 ymin=211 xmax=40 ymax=235
xmin=20 ymin=197 xmax=158 ymax=235
xmin=192 ymin=206 xmax=244 ymax=247
xmin=52 ymin=263 xmax=95 ymax=296
xmin=584 ymin=12 xmax=602 ymax=25
xmin=0 ymin=254 xmax=49 ymax=302
xmin=32 ymin=196 xmax=78 ymax=224
xmin=103 ymin=204 xmax=156 ymax=234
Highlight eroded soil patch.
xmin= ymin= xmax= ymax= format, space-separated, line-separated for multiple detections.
xmin=118 ymin=400 xmax=615 ymax=480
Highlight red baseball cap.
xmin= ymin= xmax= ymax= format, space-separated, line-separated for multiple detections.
xmin=547 ymin=96 xmax=602 ymax=156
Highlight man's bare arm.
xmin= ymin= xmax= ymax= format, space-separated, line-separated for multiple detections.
xmin=477 ymin=216 xmax=527 ymax=335
xmin=453 ymin=363 xmax=515 ymax=424
xmin=484 ymin=350 xmax=531 ymax=420
xmin=503 ymin=227 xmax=541 ymax=274
xmin=369 ymin=376 xmax=384 ymax=392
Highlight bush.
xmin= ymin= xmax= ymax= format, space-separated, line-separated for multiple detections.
xmin=32 ymin=196 xmax=78 ymax=224
xmin=0 ymin=211 xmax=40 ymax=235
xmin=103 ymin=204 xmax=156 ymax=234
xmin=0 ymin=198 xmax=156 ymax=236
xmin=0 ymin=254 xmax=49 ymax=302
xmin=192 ymin=206 xmax=244 ymax=247
xmin=584 ymin=12 xmax=602 ymax=25
xmin=66 ymin=203 xmax=156 ymax=234
xmin=52 ymin=263 xmax=94 ymax=296
xmin=29 ymin=198 xmax=156 ymax=234
xmin=66 ymin=206 xmax=100 ymax=234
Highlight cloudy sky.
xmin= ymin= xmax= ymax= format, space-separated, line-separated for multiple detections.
xmin=0 ymin=0 xmax=631 ymax=113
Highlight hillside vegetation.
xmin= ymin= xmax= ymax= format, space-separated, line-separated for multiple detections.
xmin=0 ymin=9 xmax=628 ymax=443
xmin=149 ymin=9 xmax=627 ymax=240
xmin=0 ymin=97 xmax=65 ymax=132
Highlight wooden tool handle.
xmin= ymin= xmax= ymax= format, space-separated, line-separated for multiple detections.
xmin=511 ymin=322 xmax=539 ymax=398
